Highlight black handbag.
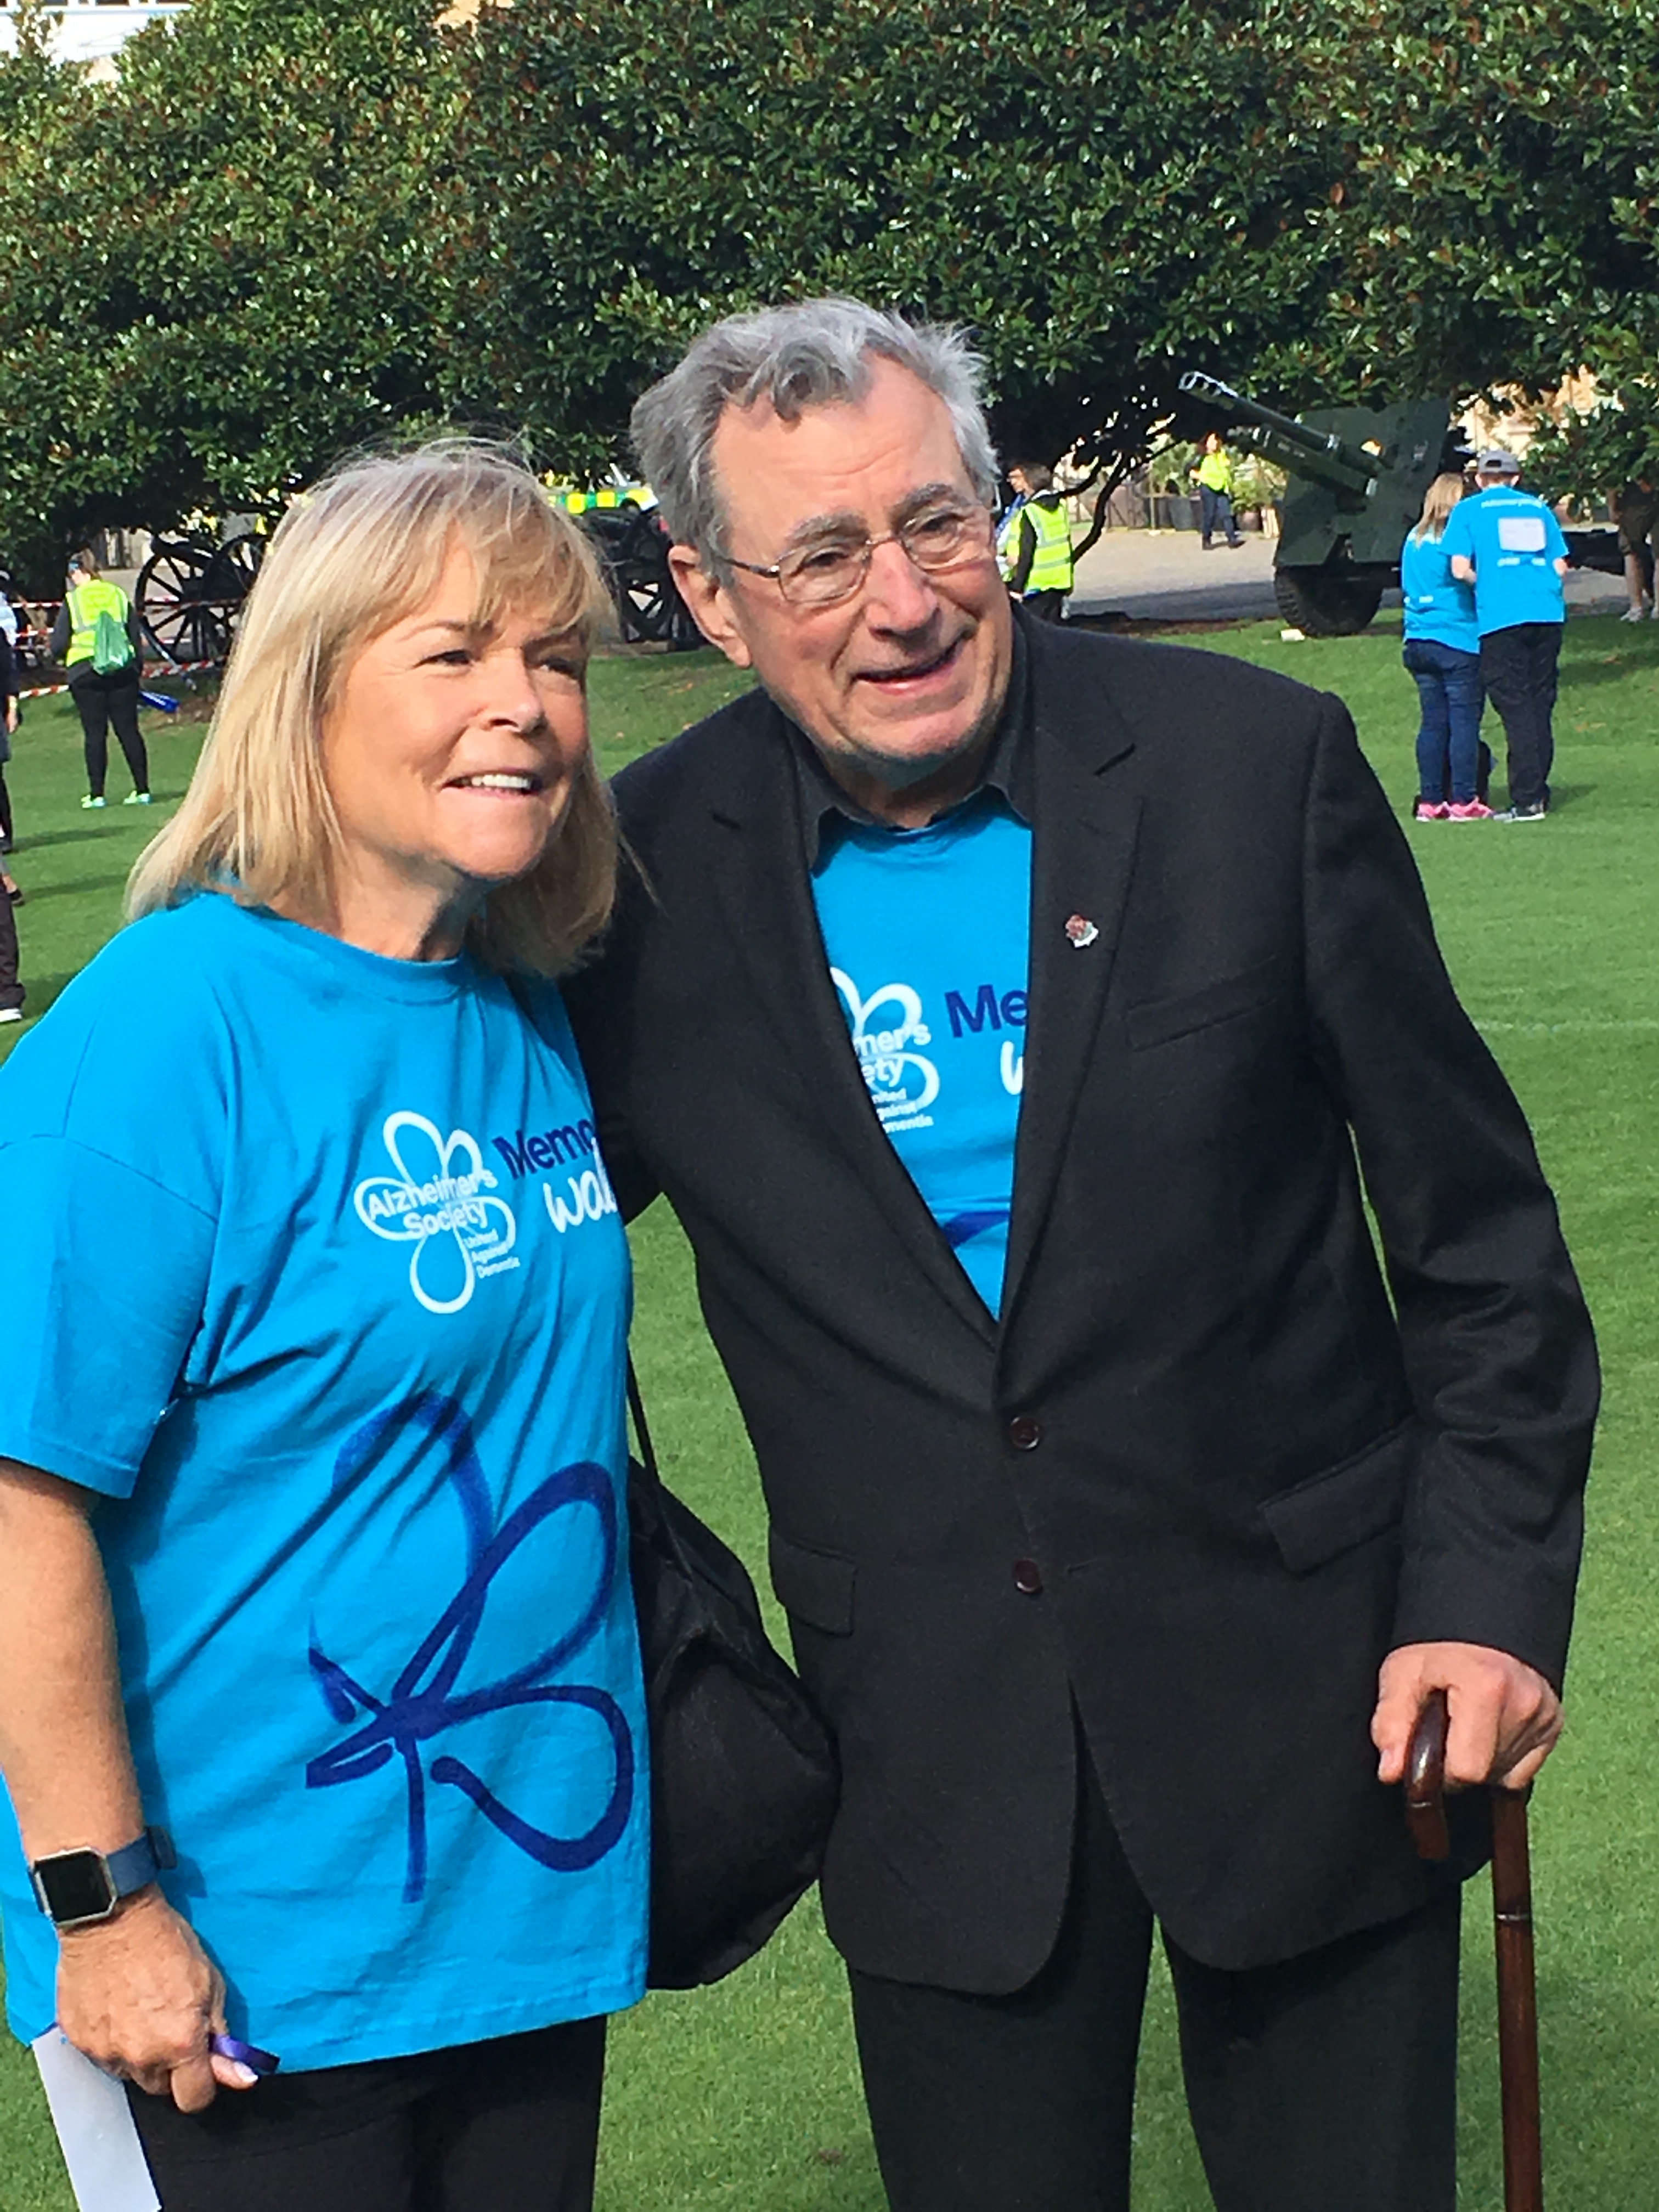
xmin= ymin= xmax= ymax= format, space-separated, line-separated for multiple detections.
xmin=626 ymin=1363 xmax=839 ymax=1989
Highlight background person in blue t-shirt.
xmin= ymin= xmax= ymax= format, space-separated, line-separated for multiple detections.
xmin=1400 ymin=473 xmax=1490 ymax=822
xmin=1440 ymin=448 xmax=1569 ymax=822
xmin=0 ymin=445 xmax=647 ymax=2212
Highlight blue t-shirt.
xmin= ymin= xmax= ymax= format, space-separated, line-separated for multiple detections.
xmin=1440 ymin=486 xmax=1567 ymax=635
xmin=812 ymin=797 xmax=1031 ymax=1314
xmin=1399 ymin=529 xmax=1480 ymax=653
xmin=0 ymin=896 xmax=647 ymax=2068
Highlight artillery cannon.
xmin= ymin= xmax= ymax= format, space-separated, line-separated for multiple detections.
xmin=1179 ymin=373 xmax=1459 ymax=634
xmin=1179 ymin=373 xmax=1626 ymax=635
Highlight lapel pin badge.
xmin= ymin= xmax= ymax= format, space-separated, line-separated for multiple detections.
xmin=1064 ymin=914 xmax=1099 ymax=949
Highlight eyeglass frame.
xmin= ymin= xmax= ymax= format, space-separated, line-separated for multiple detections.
xmin=714 ymin=497 xmax=997 ymax=608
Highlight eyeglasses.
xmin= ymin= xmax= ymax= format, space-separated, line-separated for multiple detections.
xmin=721 ymin=503 xmax=993 ymax=607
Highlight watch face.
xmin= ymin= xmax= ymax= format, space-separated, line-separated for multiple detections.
xmin=35 ymin=1852 xmax=116 ymax=1926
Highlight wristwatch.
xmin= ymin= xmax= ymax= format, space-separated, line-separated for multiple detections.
xmin=29 ymin=1828 xmax=176 ymax=1931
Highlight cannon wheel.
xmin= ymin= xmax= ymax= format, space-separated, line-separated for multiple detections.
xmin=1273 ymin=566 xmax=1385 ymax=637
xmin=137 ymin=529 xmax=264 ymax=664
xmin=582 ymin=508 xmax=701 ymax=650
xmin=137 ymin=538 xmax=229 ymax=665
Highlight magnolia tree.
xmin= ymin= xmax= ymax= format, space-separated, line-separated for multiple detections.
xmin=0 ymin=0 xmax=1655 ymax=579
xmin=0 ymin=0 xmax=463 ymax=584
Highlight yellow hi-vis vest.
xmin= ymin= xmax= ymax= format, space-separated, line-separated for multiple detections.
xmin=1197 ymin=449 xmax=1233 ymax=494
xmin=65 ymin=579 xmax=132 ymax=668
xmin=1019 ymin=495 xmax=1075 ymax=596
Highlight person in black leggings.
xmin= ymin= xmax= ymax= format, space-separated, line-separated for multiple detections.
xmin=48 ymin=549 xmax=149 ymax=808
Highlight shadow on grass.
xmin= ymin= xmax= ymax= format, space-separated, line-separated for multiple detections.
xmin=1560 ymin=650 xmax=1659 ymax=692
xmin=16 ymin=874 xmax=129 ymax=904
xmin=9 ymin=825 xmax=138 ymax=854
xmin=15 ymin=974 xmax=72 ymax=1023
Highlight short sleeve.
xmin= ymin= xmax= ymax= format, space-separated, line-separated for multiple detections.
xmin=1439 ymin=504 xmax=1472 ymax=560
xmin=0 ymin=1139 xmax=216 ymax=1496
xmin=0 ymin=910 xmax=232 ymax=1497
xmin=1545 ymin=509 xmax=1570 ymax=560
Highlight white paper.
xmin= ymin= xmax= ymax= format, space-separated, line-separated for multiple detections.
xmin=31 ymin=2029 xmax=160 ymax=2212
xmin=1497 ymin=514 xmax=1548 ymax=553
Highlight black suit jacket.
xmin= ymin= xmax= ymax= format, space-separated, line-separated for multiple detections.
xmin=565 ymin=617 xmax=1597 ymax=1984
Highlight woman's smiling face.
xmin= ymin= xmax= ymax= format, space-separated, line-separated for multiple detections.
xmin=319 ymin=540 xmax=591 ymax=948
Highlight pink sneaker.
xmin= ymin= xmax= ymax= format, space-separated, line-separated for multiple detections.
xmin=1447 ymin=798 xmax=1494 ymax=820
xmin=1414 ymin=799 xmax=1450 ymax=821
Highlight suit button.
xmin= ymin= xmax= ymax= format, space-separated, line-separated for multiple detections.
xmin=1008 ymin=1414 xmax=1042 ymax=1451
xmin=1012 ymin=1559 xmax=1043 ymax=1595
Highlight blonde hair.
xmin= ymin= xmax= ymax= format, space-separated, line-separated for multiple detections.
xmin=1410 ymin=472 xmax=1467 ymax=544
xmin=128 ymin=441 xmax=617 ymax=977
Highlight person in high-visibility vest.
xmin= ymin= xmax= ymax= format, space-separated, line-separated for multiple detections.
xmin=1189 ymin=432 xmax=1244 ymax=549
xmin=995 ymin=462 xmax=1074 ymax=623
xmin=48 ymin=549 xmax=149 ymax=810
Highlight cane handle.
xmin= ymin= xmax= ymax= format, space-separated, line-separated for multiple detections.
xmin=1405 ymin=1686 xmax=1452 ymax=1862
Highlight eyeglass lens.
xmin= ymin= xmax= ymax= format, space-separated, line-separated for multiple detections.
xmin=779 ymin=507 xmax=988 ymax=604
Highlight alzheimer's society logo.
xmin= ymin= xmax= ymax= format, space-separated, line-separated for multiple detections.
xmin=832 ymin=967 xmax=940 ymax=1131
xmin=354 ymin=1112 xmax=518 ymax=1314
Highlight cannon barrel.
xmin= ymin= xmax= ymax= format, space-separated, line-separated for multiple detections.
xmin=1178 ymin=371 xmax=1383 ymax=495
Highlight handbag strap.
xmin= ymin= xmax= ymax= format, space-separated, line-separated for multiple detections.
xmin=627 ymin=1356 xmax=663 ymax=1493
xmin=505 ymin=972 xmax=662 ymax=1502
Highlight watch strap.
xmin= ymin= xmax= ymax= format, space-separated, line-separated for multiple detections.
xmin=105 ymin=1826 xmax=176 ymax=1901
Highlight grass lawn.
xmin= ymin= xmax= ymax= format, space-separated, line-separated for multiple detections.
xmin=1 ymin=612 xmax=1655 ymax=2209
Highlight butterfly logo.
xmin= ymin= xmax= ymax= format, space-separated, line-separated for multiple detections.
xmin=306 ymin=1393 xmax=634 ymax=1904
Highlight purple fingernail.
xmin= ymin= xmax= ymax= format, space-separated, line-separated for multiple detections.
xmin=210 ymin=2034 xmax=280 ymax=2076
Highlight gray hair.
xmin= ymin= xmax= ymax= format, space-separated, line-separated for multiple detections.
xmin=630 ymin=297 xmax=1000 ymax=575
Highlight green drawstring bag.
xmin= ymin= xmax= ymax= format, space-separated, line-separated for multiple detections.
xmin=91 ymin=606 xmax=136 ymax=675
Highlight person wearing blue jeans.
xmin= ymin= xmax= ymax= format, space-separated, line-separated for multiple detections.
xmin=1400 ymin=474 xmax=1488 ymax=821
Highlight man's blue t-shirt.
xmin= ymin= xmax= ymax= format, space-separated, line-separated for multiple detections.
xmin=1440 ymin=486 xmax=1568 ymax=635
xmin=0 ymin=896 xmax=647 ymax=2068
xmin=1399 ymin=530 xmax=1480 ymax=653
xmin=812 ymin=797 xmax=1031 ymax=1314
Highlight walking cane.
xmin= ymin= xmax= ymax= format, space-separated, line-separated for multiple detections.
xmin=1405 ymin=1688 xmax=1544 ymax=2212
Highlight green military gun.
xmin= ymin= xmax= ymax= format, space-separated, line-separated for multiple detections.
xmin=1178 ymin=372 xmax=1463 ymax=634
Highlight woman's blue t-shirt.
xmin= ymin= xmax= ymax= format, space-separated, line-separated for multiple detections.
xmin=0 ymin=896 xmax=647 ymax=2068
xmin=1400 ymin=530 xmax=1481 ymax=654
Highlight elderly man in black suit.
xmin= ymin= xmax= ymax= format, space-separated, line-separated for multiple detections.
xmin=563 ymin=300 xmax=1597 ymax=2212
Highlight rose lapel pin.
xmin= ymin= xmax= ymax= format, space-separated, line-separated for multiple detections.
xmin=1064 ymin=915 xmax=1099 ymax=949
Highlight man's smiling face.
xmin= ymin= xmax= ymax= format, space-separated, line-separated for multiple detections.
xmin=672 ymin=357 xmax=1014 ymax=812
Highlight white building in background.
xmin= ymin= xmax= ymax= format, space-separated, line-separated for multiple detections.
xmin=0 ymin=2 xmax=191 ymax=67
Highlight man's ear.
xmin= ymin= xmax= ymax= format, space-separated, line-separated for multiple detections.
xmin=669 ymin=547 xmax=754 ymax=670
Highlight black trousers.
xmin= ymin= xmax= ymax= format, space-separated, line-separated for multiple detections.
xmin=69 ymin=664 xmax=149 ymax=799
xmin=0 ymin=876 xmax=20 ymax=1009
xmin=1479 ymin=622 xmax=1561 ymax=812
xmin=126 ymin=2018 xmax=606 ymax=2212
xmin=849 ymin=1752 xmax=1460 ymax=2212
xmin=1023 ymin=590 xmax=1068 ymax=624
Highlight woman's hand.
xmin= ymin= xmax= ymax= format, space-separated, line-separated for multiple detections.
xmin=5 ymin=697 xmax=17 ymax=735
xmin=57 ymin=1888 xmax=258 ymax=2108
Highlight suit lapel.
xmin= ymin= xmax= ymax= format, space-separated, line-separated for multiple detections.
xmin=1001 ymin=639 xmax=1143 ymax=1327
xmin=707 ymin=708 xmax=999 ymax=1345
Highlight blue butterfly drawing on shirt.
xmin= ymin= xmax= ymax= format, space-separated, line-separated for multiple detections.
xmin=306 ymin=1392 xmax=635 ymax=1904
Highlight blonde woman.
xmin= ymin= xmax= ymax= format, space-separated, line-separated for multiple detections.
xmin=1401 ymin=472 xmax=1489 ymax=821
xmin=0 ymin=445 xmax=645 ymax=2212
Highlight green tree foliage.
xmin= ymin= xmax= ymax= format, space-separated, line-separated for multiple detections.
xmin=455 ymin=0 xmax=1341 ymax=487
xmin=1259 ymin=0 xmax=1659 ymax=404
xmin=1523 ymin=387 xmax=1659 ymax=511
xmin=458 ymin=0 xmax=1659 ymax=492
xmin=0 ymin=0 xmax=465 ymax=586
xmin=1 ymin=0 xmax=1656 ymax=578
